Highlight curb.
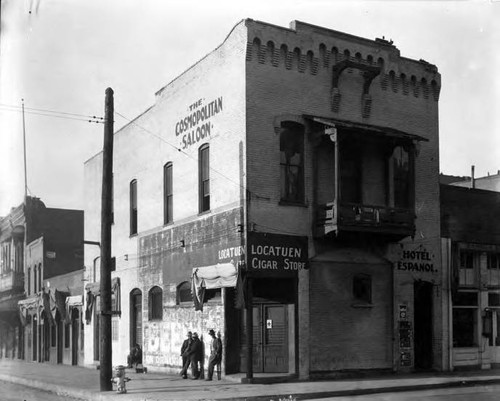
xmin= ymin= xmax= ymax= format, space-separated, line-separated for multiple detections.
xmin=2 ymin=372 xmax=500 ymax=401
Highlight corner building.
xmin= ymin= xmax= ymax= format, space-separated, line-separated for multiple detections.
xmin=83 ymin=19 xmax=444 ymax=377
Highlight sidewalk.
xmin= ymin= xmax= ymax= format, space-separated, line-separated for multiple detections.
xmin=1 ymin=359 xmax=500 ymax=401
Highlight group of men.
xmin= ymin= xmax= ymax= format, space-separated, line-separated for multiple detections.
xmin=180 ymin=329 xmax=222 ymax=381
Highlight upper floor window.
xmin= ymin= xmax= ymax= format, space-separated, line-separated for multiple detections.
xmin=459 ymin=250 xmax=477 ymax=287
xmin=38 ymin=263 xmax=42 ymax=291
xmin=27 ymin=267 xmax=31 ymax=295
xmin=392 ymin=146 xmax=411 ymax=208
xmin=280 ymin=121 xmax=305 ymax=203
xmin=199 ymin=144 xmax=210 ymax=213
xmin=164 ymin=162 xmax=173 ymax=224
xmin=130 ymin=179 xmax=138 ymax=236
xmin=487 ymin=253 xmax=500 ymax=287
xmin=34 ymin=266 xmax=37 ymax=293
xmin=148 ymin=286 xmax=163 ymax=321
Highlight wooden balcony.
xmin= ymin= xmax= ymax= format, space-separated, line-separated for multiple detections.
xmin=316 ymin=201 xmax=415 ymax=238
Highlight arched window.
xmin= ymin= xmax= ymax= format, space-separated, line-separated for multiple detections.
xmin=280 ymin=121 xmax=305 ymax=203
xmin=148 ymin=286 xmax=163 ymax=321
xmin=177 ymin=281 xmax=192 ymax=305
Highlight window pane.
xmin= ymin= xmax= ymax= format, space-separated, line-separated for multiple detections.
xmin=489 ymin=293 xmax=500 ymax=306
xmin=199 ymin=145 xmax=210 ymax=212
xmin=454 ymin=292 xmax=478 ymax=306
xmin=453 ymin=308 xmax=477 ymax=347
xmin=164 ymin=164 xmax=173 ymax=224
xmin=280 ymin=122 xmax=304 ymax=202
xmin=392 ymin=146 xmax=410 ymax=208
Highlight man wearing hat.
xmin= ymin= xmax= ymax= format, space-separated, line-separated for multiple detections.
xmin=188 ymin=332 xmax=202 ymax=379
xmin=206 ymin=329 xmax=222 ymax=381
xmin=179 ymin=331 xmax=192 ymax=379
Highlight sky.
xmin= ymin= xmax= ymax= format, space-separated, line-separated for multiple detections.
xmin=0 ymin=0 xmax=499 ymax=216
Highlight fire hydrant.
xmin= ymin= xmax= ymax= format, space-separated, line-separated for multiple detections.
xmin=111 ymin=365 xmax=131 ymax=394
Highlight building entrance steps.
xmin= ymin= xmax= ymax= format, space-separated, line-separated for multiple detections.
xmin=1 ymin=359 xmax=500 ymax=401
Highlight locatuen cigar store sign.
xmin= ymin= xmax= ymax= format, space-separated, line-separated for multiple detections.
xmin=247 ymin=232 xmax=308 ymax=273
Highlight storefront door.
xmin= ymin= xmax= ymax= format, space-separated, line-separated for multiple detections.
xmin=414 ymin=281 xmax=433 ymax=370
xmin=241 ymin=303 xmax=288 ymax=373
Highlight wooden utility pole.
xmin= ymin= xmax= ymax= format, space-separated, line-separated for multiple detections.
xmin=100 ymin=87 xmax=114 ymax=391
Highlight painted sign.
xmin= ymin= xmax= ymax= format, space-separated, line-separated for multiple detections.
xmin=396 ymin=245 xmax=436 ymax=273
xmin=247 ymin=232 xmax=308 ymax=273
xmin=218 ymin=245 xmax=245 ymax=267
xmin=175 ymin=97 xmax=223 ymax=150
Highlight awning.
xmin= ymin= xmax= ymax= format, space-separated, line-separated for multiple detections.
xmin=18 ymin=296 xmax=40 ymax=326
xmin=305 ymin=115 xmax=429 ymax=142
xmin=66 ymin=295 xmax=83 ymax=319
xmin=192 ymin=263 xmax=238 ymax=289
xmin=191 ymin=263 xmax=238 ymax=311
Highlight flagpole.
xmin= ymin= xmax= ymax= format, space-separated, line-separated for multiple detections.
xmin=22 ymin=99 xmax=28 ymax=200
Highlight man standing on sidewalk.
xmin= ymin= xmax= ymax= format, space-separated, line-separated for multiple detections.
xmin=206 ymin=329 xmax=222 ymax=381
xmin=180 ymin=331 xmax=192 ymax=379
xmin=189 ymin=332 xmax=202 ymax=379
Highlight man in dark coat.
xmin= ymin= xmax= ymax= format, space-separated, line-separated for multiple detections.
xmin=188 ymin=332 xmax=202 ymax=379
xmin=206 ymin=329 xmax=222 ymax=381
xmin=126 ymin=343 xmax=142 ymax=368
xmin=179 ymin=331 xmax=192 ymax=379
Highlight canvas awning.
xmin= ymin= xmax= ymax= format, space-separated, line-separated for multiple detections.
xmin=192 ymin=263 xmax=238 ymax=290
xmin=191 ymin=263 xmax=238 ymax=311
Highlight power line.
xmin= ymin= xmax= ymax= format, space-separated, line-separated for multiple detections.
xmin=0 ymin=103 xmax=103 ymax=123
xmin=115 ymin=110 xmax=254 ymax=197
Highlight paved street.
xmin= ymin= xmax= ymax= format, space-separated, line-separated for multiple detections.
xmin=311 ymin=383 xmax=500 ymax=401
xmin=1 ymin=380 xmax=82 ymax=401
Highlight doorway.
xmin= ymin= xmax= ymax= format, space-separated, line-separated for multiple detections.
xmin=414 ymin=280 xmax=433 ymax=370
xmin=130 ymin=289 xmax=142 ymax=348
xmin=71 ymin=309 xmax=79 ymax=365
xmin=240 ymin=277 xmax=295 ymax=373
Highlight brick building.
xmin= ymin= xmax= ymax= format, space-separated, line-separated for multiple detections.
xmin=83 ymin=19 xmax=443 ymax=377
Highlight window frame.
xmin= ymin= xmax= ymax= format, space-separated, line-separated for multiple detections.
xmin=163 ymin=162 xmax=173 ymax=224
xmin=130 ymin=179 xmax=138 ymax=236
xmin=176 ymin=281 xmax=192 ymax=305
xmin=198 ymin=144 xmax=210 ymax=213
xmin=452 ymin=290 xmax=479 ymax=348
xmin=148 ymin=286 xmax=163 ymax=321
xmin=279 ymin=121 xmax=305 ymax=204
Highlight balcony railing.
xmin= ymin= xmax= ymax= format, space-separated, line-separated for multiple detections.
xmin=316 ymin=201 xmax=415 ymax=238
